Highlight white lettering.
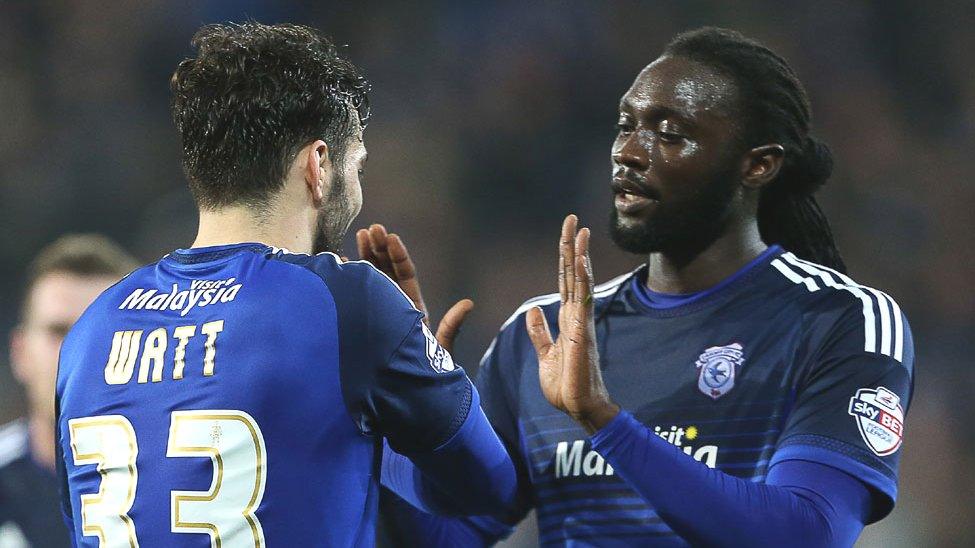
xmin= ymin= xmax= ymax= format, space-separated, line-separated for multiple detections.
xmin=119 ymin=289 xmax=157 ymax=310
xmin=104 ymin=330 xmax=143 ymax=384
xmin=138 ymin=328 xmax=168 ymax=383
xmin=555 ymin=440 xmax=584 ymax=478
xmin=693 ymin=445 xmax=718 ymax=468
xmin=582 ymin=450 xmax=605 ymax=476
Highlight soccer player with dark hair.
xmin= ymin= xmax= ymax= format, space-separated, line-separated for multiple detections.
xmin=2 ymin=234 xmax=138 ymax=547
xmin=373 ymin=27 xmax=913 ymax=546
xmin=55 ymin=22 xmax=514 ymax=547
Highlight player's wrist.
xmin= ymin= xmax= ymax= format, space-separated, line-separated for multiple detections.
xmin=574 ymin=400 xmax=620 ymax=435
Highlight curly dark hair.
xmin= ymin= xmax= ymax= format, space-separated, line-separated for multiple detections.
xmin=171 ymin=22 xmax=370 ymax=211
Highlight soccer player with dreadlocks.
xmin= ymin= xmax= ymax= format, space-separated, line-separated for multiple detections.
xmin=370 ymin=27 xmax=913 ymax=546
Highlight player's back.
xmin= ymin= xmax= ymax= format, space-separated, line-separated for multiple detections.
xmin=57 ymin=243 xmax=469 ymax=547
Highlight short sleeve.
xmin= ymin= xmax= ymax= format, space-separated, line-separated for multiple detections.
xmin=271 ymin=252 xmax=472 ymax=453
xmin=771 ymin=299 xmax=915 ymax=522
xmin=371 ymin=317 xmax=473 ymax=453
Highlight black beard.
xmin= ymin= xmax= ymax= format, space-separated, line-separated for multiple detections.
xmin=312 ymin=169 xmax=353 ymax=255
xmin=609 ymin=166 xmax=739 ymax=260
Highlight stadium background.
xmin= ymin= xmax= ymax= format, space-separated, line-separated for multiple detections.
xmin=0 ymin=1 xmax=971 ymax=546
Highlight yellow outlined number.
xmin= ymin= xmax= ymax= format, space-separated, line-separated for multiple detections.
xmin=168 ymin=411 xmax=267 ymax=548
xmin=68 ymin=411 xmax=267 ymax=548
xmin=69 ymin=416 xmax=140 ymax=548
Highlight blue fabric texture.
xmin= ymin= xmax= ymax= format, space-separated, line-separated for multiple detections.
xmin=381 ymin=246 xmax=913 ymax=546
xmin=590 ymin=410 xmax=870 ymax=547
xmin=55 ymin=243 xmax=504 ymax=547
xmin=381 ymin=385 xmax=517 ymax=516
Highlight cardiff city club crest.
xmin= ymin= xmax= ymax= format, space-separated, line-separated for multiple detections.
xmin=848 ymin=386 xmax=904 ymax=456
xmin=421 ymin=322 xmax=455 ymax=373
xmin=695 ymin=343 xmax=744 ymax=400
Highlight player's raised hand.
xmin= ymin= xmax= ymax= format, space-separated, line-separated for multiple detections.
xmin=527 ymin=215 xmax=619 ymax=434
xmin=356 ymin=224 xmax=473 ymax=353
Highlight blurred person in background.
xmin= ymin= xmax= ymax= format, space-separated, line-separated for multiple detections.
xmin=1 ymin=235 xmax=138 ymax=548
xmin=375 ymin=27 xmax=914 ymax=547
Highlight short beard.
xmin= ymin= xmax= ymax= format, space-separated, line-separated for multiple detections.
xmin=610 ymin=166 xmax=739 ymax=261
xmin=312 ymin=168 xmax=354 ymax=255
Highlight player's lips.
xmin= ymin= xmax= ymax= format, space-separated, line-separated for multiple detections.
xmin=612 ymin=173 xmax=659 ymax=215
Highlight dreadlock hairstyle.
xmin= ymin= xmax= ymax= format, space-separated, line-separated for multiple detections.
xmin=663 ymin=27 xmax=847 ymax=273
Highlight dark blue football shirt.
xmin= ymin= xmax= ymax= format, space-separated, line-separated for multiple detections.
xmin=469 ymin=246 xmax=913 ymax=545
xmin=55 ymin=243 xmax=474 ymax=547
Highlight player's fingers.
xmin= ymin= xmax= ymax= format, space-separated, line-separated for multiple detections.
xmin=368 ymin=223 xmax=389 ymax=251
xmin=386 ymin=234 xmax=427 ymax=314
xmin=356 ymin=229 xmax=374 ymax=263
xmin=526 ymin=306 xmax=556 ymax=358
xmin=367 ymin=224 xmax=394 ymax=277
xmin=560 ymin=215 xmax=577 ymax=304
xmin=436 ymin=299 xmax=473 ymax=353
xmin=387 ymin=234 xmax=417 ymax=281
xmin=574 ymin=228 xmax=592 ymax=307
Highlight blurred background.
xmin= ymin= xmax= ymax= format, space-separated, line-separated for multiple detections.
xmin=0 ymin=1 xmax=971 ymax=546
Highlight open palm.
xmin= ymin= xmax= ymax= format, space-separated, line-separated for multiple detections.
xmin=356 ymin=224 xmax=472 ymax=353
xmin=526 ymin=215 xmax=619 ymax=434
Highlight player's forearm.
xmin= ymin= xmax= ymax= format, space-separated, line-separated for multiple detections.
xmin=591 ymin=410 xmax=868 ymax=547
xmin=381 ymin=489 xmax=507 ymax=547
xmin=382 ymin=387 xmax=517 ymax=516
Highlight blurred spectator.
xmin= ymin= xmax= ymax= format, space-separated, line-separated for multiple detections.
xmin=1 ymin=235 xmax=137 ymax=547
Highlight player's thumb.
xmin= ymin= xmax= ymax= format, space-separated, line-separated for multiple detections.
xmin=436 ymin=299 xmax=474 ymax=353
xmin=526 ymin=307 xmax=555 ymax=358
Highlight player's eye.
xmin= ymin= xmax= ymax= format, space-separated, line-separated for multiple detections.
xmin=657 ymin=120 xmax=685 ymax=144
xmin=659 ymin=131 xmax=683 ymax=144
xmin=615 ymin=118 xmax=634 ymax=133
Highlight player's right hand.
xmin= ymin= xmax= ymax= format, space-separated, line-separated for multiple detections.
xmin=356 ymin=224 xmax=473 ymax=353
xmin=527 ymin=215 xmax=619 ymax=434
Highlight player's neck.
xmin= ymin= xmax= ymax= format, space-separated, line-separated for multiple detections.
xmin=193 ymin=205 xmax=315 ymax=255
xmin=645 ymin=221 xmax=767 ymax=294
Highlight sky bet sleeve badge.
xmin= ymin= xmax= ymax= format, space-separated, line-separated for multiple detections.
xmin=695 ymin=343 xmax=744 ymax=400
xmin=848 ymin=386 xmax=904 ymax=456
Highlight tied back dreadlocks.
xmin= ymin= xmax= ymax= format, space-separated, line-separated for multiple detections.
xmin=665 ymin=27 xmax=846 ymax=273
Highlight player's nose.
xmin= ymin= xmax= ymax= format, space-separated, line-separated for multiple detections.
xmin=612 ymin=132 xmax=649 ymax=171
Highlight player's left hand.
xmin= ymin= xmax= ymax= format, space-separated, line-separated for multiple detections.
xmin=527 ymin=215 xmax=620 ymax=434
xmin=356 ymin=224 xmax=473 ymax=353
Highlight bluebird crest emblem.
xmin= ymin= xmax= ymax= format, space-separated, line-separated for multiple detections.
xmin=695 ymin=343 xmax=744 ymax=400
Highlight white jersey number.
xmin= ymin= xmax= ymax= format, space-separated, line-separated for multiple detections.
xmin=68 ymin=416 xmax=140 ymax=548
xmin=68 ymin=410 xmax=267 ymax=548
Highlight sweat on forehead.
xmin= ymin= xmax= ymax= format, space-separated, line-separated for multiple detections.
xmin=622 ymin=56 xmax=739 ymax=119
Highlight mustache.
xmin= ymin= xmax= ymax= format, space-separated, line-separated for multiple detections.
xmin=612 ymin=168 xmax=659 ymax=199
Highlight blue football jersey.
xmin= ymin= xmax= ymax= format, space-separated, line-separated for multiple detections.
xmin=476 ymin=247 xmax=914 ymax=546
xmin=56 ymin=243 xmax=472 ymax=547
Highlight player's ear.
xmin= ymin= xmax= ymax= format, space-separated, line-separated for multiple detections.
xmin=304 ymin=140 xmax=331 ymax=204
xmin=740 ymin=144 xmax=784 ymax=189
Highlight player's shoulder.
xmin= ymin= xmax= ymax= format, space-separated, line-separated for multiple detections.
xmin=768 ymin=251 xmax=911 ymax=365
xmin=64 ymin=261 xmax=160 ymax=338
xmin=497 ymin=269 xmax=637 ymax=335
xmin=769 ymin=252 xmax=903 ymax=315
xmin=265 ymin=248 xmax=418 ymax=312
